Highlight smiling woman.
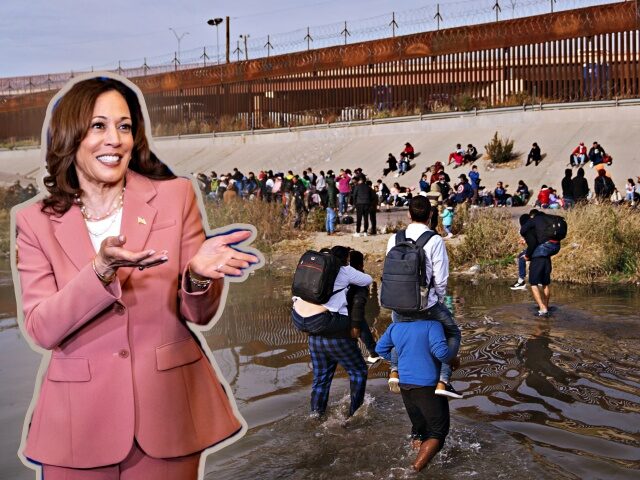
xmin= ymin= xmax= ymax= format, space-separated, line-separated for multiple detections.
xmin=12 ymin=75 xmax=262 ymax=480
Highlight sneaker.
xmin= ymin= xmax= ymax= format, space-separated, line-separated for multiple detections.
xmin=352 ymin=232 xmax=360 ymax=237
xmin=388 ymin=371 xmax=400 ymax=394
xmin=362 ymin=232 xmax=368 ymax=237
xmin=366 ymin=355 xmax=382 ymax=365
xmin=510 ymin=280 xmax=527 ymax=290
xmin=435 ymin=383 xmax=463 ymax=399
xmin=537 ymin=310 xmax=549 ymax=317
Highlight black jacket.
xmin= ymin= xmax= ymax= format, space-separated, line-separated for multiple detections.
xmin=561 ymin=174 xmax=574 ymax=199
xmin=353 ymin=183 xmax=374 ymax=206
xmin=572 ymin=173 xmax=589 ymax=201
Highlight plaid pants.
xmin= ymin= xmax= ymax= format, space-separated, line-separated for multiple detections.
xmin=309 ymin=335 xmax=368 ymax=416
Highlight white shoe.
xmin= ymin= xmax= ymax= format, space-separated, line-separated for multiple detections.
xmin=353 ymin=232 xmax=360 ymax=237
xmin=366 ymin=355 xmax=382 ymax=365
xmin=362 ymin=232 xmax=368 ymax=237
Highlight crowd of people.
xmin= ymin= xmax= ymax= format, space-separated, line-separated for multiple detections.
xmin=291 ymin=196 xmax=461 ymax=472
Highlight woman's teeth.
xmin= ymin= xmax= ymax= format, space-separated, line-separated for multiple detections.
xmin=97 ymin=155 xmax=121 ymax=165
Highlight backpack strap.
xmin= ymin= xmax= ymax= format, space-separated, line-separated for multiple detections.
xmin=415 ymin=230 xmax=438 ymax=249
xmin=415 ymin=230 xmax=438 ymax=288
xmin=395 ymin=229 xmax=407 ymax=245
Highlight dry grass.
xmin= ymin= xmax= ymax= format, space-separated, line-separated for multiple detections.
xmin=449 ymin=208 xmax=520 ymax=273
xmin=203 ymin=199 xmax=307 ymax=262
xmin=449 ymin=203 xmax=640 ymax=283
xmin=553 ymin=204 xmax=640 ymax=283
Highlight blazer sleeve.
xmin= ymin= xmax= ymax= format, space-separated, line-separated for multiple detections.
xmin=16 ymin=211 xmax=123 ymax=350
xmin=177 ymin=181 xmax=224 ymax=325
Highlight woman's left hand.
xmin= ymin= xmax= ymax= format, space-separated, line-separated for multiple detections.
xmin=188 ymin=230 xmax=258 ymax=280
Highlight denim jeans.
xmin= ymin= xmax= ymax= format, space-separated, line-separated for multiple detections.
xmin=532 ymin=241 xmax=560 ymax=258
xmin=291 ymin=309 xmax=350 ymax=335
xmin=518 ymin=249 xmax=527 ymax=279
xmin=389 ymin=303 xmax=461 ymax=384
xmin=338 ymin=193 xmax=348 ymax=214
xmin=326 ymin=207 xmax=336 ymax=233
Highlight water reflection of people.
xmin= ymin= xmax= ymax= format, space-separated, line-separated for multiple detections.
xmin=14 ymin=76 xmax=259 ymax=479
xmin=518 ymin=322 xmax=575 ymax=403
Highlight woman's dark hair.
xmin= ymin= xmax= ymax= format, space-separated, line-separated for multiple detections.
xmin=349 ymin=250 xmax=364 ymax=272
xmin=42 ymin=77 xmax=175 ymax=215
xmin=330 ymin=246 xmax=351 ymax=266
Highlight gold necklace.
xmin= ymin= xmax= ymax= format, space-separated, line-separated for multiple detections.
xmin=77 ymin=187 xmax=126 ymax=222
xmin=85 ymin=208 xmax=122 ymax=237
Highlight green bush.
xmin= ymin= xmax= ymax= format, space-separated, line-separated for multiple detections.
xmin=484 ymin=131 xmax=516 ymax=164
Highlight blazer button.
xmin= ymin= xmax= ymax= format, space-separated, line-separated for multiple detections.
xmin=114 ymin=304 xmax=126 ymax=315
xmin=119 ymin=349 xmax=130 ymax=358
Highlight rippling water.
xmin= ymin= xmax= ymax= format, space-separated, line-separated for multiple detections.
xmin=1 ymin=266 xmax=639 ymax=479
xmin=204 ymin=276 xmax=640 ymax=479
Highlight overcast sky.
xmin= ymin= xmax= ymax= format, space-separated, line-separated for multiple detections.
xmin=1 ymin=0 xmax=612 ymax=78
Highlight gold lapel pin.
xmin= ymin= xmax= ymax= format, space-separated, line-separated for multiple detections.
xmin=137 ymin=217 xmax=147 ymax=225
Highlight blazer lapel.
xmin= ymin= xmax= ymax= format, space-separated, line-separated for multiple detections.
xmin=117 ymin=171 xmax=158 ymax=286
xmin=52 ymin=206 xmax=96 ymax=272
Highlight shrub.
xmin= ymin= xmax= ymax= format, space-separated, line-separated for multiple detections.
xmin=449 ymin=208 xmax=519 ymax=271
xmin=552 ymin=204 xmax=640 ymax=283
xmin=484 ymin=131 xmax=516 ymax=164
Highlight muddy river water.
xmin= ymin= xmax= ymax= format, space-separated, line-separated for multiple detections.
xmin=0 ymin=262 xmax=638 ymax=479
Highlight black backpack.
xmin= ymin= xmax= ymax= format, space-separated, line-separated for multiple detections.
xmin=540 ymin=214 xmax=568 ymax=241
xmin=380 ymin=230 xmax=437 ymax=314
xmin=291 ymin=250 xmax=342 ymax=304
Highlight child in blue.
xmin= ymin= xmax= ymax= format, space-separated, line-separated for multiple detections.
xmin=376 ymin=320 xmax=451 ymax=472
xmin=440 ymin=200 xmax=454 ymax=238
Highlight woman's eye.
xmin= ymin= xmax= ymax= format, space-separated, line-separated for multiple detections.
xmin=91 ymin=122 xmax=105 ymax=129
xmin=119 ymin=123 xmax=132 ymax=132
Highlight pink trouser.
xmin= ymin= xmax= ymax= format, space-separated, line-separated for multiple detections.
xmin=41 ymin=441 xmax=200 ymax=480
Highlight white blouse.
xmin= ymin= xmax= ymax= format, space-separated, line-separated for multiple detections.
xmin=85 ymin=209 xmax=123 ymax=253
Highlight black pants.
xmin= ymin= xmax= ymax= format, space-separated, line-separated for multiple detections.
xmin=400 ymin=386 xmax=450 ymax=443
xmin=356 ymin=205 xmax=370 ymax=233
xmin=368 ymin=206 xmax=377 ymax=234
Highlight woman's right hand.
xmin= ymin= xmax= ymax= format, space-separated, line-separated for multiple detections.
xmin=94 ymin=234 xmax=168 ymax=278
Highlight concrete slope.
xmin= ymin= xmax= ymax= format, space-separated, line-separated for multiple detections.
xmin=1 ymin=104 xmax=638 ymax=193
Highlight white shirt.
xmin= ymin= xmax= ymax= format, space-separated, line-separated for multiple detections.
xmin=322 ymin=265 xmax=372 ymax=315
xmin=386 ymin=222 xmax=449 ymax=309
xmin=85 ymin=209 xmax=123 ymax=252
xmin=315 ymin=175 xmax=326 ymax=192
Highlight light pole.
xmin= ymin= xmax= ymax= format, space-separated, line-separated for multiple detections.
xmin=207 ymin=18 xmax=223 ymax=64
xmin=239 ymin=34 xmax=250 ymax=60
xmin=169 ymin=27 xmax=190 ymax=63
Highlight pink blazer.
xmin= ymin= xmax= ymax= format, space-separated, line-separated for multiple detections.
xmin=15 ymin=170 xmax=242 ymax=468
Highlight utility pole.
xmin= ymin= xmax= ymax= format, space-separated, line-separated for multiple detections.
xmin=226 ymin=16 xmax=230 ymax=63
xmin=434 ymin=4 xmax=443 ymax=31
xmin=550 ymin=0 xmax=556 ymax=13
xmin=240 ymin=34 xmax=249 ymax=60
xmin=172 ymin=51 xmax=180 ymax=71
xmin=264 ymin=35 xmax=273 ymax=57
xmin=341 ymin=21 xmax=350 ymax=45
xmin=206 ymin=18 xmax=223 ymax=64
xmin=304 ymin=27 xmax=313 ymax=51
xmin=169 ymin=28 xmax=190 ymax=63
xmin=233 ymin=40 xmax=242 ymax=62
xmin=493 ymin=0 xmax=502 ymax=22
xmin=200 ymin=47 xmax=210 ymax=66
xmin=142 ymin=58 xmax=149 ymax=75
xmin=390 ymin=12 xmax=398 ymax=37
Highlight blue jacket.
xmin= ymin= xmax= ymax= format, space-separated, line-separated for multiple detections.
xmin=376 ymin=321 xmax=450 ymax=386
xmin=468 ymin=170 xmax=480 ymax=189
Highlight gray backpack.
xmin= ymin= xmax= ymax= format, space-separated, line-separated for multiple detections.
xmin=380 ymin=230 xmax=437 ymax=313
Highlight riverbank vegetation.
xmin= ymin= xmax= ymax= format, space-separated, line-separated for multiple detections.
xmin=448 ymin=203 xmax=640 ymax=284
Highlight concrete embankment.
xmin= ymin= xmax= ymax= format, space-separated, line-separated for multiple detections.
xmin=1 ymin=103 xmax=638 ymax=191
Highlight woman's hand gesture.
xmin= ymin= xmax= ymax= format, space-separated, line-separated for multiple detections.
xmin=94 ymin=234 xmax=168 ymax=279
xmin=188 ymin=230 xmax=258 ymax=280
